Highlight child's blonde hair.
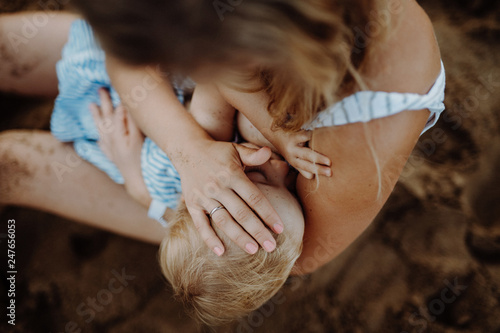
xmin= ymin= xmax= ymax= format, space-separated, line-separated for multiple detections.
xmin=159 ymin=202 xmax=302 ymax=327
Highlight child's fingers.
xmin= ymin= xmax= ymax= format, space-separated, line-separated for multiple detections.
xmin=293 ymin=158 xmax=332 ymax=177
xmin=114 ymin=105 xmax=127 ymax=137
xmin=98 ymin=88 xmax=114 ymax=118
xmin=294 ymin=130 xmax=312 ymax=144
xmin=298 ymin=169 xmax=314 ymax=180
xmin=89 ymin=103 xmax=106 ymax=136
xmin=122 ymin=106 xmax=142 ymax=138
xmin=90 ymin=105 xmax=110 ymax=156
xmin=295 ymin=147 xmax=331 ymax=166
xmin=89 ymin=103 xmax=101 ymax=124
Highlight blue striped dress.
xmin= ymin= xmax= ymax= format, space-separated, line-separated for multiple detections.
xmin=51 ymin=20 xmax=186 ymax=226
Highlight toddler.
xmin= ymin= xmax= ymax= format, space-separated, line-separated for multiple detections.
xmin=88 ymin=62 xmax=306 ymax=328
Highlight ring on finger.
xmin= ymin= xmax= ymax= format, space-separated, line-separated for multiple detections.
xmin=209 ymin=206 xmax=226 ymax=219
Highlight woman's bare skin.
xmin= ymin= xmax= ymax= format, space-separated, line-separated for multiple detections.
xmin=0 ymin=12 xmax=167 ymax=243
xmin=0 ymin=130 xmax=168 ymax=243
xmin=0 ymin=0 xmax=442 ymax=274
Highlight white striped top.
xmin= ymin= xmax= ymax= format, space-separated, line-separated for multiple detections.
xmin=302 ymin=61 xmax=446 ymax=134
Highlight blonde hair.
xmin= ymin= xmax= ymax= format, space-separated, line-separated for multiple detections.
xmin=252 ymin=0 xmax=391 ymax=199
xmin=159 ymin=202 xmax=303 ymax=327
xmin=215 ymin=0 xmax=388 ymax=132
xmin=76 ymin=0 xmax=389 ymax=128
xmin=216 ymin=0 xmax=391 ymax=198
xmin=102 ymin=0 xmax=390 ymax=133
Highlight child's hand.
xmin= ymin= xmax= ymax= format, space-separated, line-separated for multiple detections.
xmin=273 ymin=130 xmax=331 ymax=179
xmin=89 ymin=89 xmax=151 ymax=207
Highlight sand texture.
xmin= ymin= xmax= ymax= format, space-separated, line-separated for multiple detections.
xmin=0 ymin=0 xmax=499 ymax=332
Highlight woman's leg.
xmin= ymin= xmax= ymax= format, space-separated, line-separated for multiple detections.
xmin=0 ymin=12 xmax=78 ymax=97
xmin=0 ymin=130 xmax=167 ymax=244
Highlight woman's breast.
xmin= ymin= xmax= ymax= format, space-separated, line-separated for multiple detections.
xmin=236 ymin=112 xmax=277 ymax=151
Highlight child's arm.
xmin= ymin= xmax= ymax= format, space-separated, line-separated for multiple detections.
xmin=89 ymin=89 xmax=152 ymax=208
xmin=216 ymin=82 xmax=332 ymax=179
xmin=189 ymin=82 xmax=236 ymax=142
xmin=104 ymin=55 xmax=284 ymax=255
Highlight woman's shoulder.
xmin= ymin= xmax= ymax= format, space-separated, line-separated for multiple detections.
xmin=302 ymin=2 xmax=445 ymax=132
xmin=362 ymin=0 xmax=442 ymax=95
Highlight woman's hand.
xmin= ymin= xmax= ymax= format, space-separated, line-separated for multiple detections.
xmin=177 ymin=140 xmax=284 ymax=256
xmin=90 ymin=88 xmax=151 ymax=207
xmin=104 ymin=59 xmax=284 ymax=255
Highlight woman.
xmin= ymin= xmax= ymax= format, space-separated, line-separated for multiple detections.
xmin=0 ymin=0 xmax=444 ymax=275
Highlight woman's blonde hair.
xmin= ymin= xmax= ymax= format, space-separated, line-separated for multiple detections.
xmin=159 ymin=202 xmax=303 ymax=327
xmin=74 ymin=0 xmax=387 ymax=127
xmin=219 ymin=0 xmax=388 ymax=131
xmin=214 ymin=0 xmax=390 ymax=198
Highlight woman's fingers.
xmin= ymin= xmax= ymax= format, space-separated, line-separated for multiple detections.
xmin=179 ymin=141 xmax=283 ymax=256
xmin=235 ymin=144 xmax=272 ymax=166
xmin=188 ymin=207 xmax=226 ymax=256
xmin=217 ymin=189 xmax=276 ymax=253
xmin=232 ymin=143 xmax=284 ymax=238
xmin=188 ymin=179 xmax=277 ymax=254
xmin=231 ymin=173 xmax=284 ymax=236
xmin=206 ymin=200 xmax=261 ymax=254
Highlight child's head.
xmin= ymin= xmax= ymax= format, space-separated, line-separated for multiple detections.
xmin=159 ymin=157 xmax=304 ymax=326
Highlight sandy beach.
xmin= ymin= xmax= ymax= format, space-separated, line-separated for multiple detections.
xmin=0 ymin=0 xmax=499 ymax=332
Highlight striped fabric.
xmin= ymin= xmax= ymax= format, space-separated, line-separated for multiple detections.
xmin=302 ymin=61 xmax=446 ymax=134
xmin=51 ymin=20 xmax=183 ymax=224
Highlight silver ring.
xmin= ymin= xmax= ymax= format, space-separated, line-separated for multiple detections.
xmin=209 ymin=206 xmax=225 ymax=219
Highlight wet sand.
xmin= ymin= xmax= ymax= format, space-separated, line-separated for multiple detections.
xmin=1 ymin=0 xmax=499 ymax=332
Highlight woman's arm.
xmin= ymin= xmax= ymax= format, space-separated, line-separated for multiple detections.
xmin=292 ymin=109 xmax=430 ymax=274
xmin=293 ymin=0 xmax=443 ymax=274
xmin=216 ymin=0 xmax=442 ymax=273
xmin=104 ymin=56 xmax=284 ymax=255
